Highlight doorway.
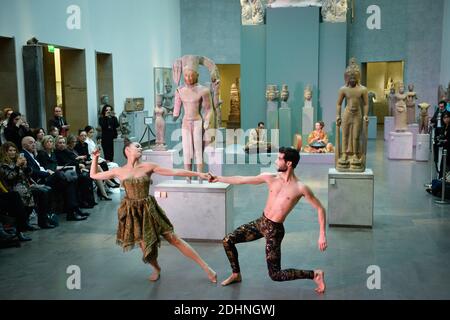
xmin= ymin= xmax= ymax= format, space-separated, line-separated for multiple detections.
xmin=361 ymin=61 xmax=404 ymax=124
xmin=95 ymin=52 xmax=114 ymax=116
xmin=0 ymin=37 xmax=19 ymax=111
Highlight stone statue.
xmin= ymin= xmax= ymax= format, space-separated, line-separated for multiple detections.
xmin=304 ymin=85 xmax=313 ymax=107
xmin=418 ymin=102 xmax=431 ymax=134
xmin=118 ymin=111 xmax=131 ymax=137
xmin=99 ymin=94 xmax=110 ymax=116
xmin=266 ymin=84 xmax=279 ymax=102
xmin=266 ymin=84 xmax=279 ymax=131
xmin=241 ymin=0 xmax=253 ymax=25
xmin=368 ymin=91 xmax=377 ymax=117
xmin=228 ymin=82 xmax=241 ymax=129
xmin=335 ymin=58 xmax=369 ymax=172
xmin=406 ymin=84 xmax=418 ymax=124
xmin=280 ymin=84 xmax=289 ymax=103
xmin=321 ymin=0 xmax=348 ymax=23
xmin=211 ymin=78 xmax=223 ymax=128
xmin=394 ymin=83 xmax=408 ymax=132
xmin=152 ymin=94 xmax=167 ymax=151
xmin=385 ymin=77 xmax=395 ymax=96
xmin=162 ymin=79 xmax=174 ymax=114
xmin=172 ymin=55 xmax=218 ymax=183
xmin=251 ymin=0 xmax=265 ymax=25
xmin=387 ymin=86 xmax=396 ymax=116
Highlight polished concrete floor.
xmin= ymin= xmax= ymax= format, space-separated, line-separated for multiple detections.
xmin=1 ymin=128 xmax=449 ymax=300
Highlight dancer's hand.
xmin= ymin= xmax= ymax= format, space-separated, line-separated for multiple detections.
xmin=208 ymin=173 xmax=219 ymax=183
xmin=198 ymin=172 xmax=210 ymax=181
xmin=92 ymin=149 xmax=101 ymax=158
xmin=318 ymin=234 xmax=327 ymax=252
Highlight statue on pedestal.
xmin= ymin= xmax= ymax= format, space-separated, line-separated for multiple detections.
xmin=266 ymin=84 xmax=280 ymax=130
xmin=418 ymin=102 xmax=431 ymax=134
xmin=321 ymin=0 xmax=348 ymax=23
xmin=162 ymin=80 xmax=174 ymax=114
xmin=394 ymin=83 xmax=408 ymax=132
xmin=387 ymin=86 xmax=396 ymax=117
xmin=280 ymin=84 xmax=289 ymax=106
xmin=406 ymin=84 xmax=418 ymax=124
xmin=304 ymin=85 xmax=313 ymax=108
xmin=368 ymin=91 xmax=377 ymax=117
xmin=172 ymin=55 xmax=219 ymax=183
xmin=228 ymin=82 xmax=241 ymax=129
xmin=335 ymin=58 xmax=369 ymax=172
xmin=152 ymin=94 xmax=167 ymax=151
xmin=241 ymin=0 xmax=265 ymax=25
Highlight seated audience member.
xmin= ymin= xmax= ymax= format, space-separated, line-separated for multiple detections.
xmin=0 ymin=142 xmax=55 ymax=229
xmin=21 ymin=136 xmax=89 ymax=221
xmin=244 ymin=122 xmax=273 ymax=154
xmin=302 ymin=121 xmax=334 ymax=153
xmin=33 ymin=127 xmax=46 ymax=152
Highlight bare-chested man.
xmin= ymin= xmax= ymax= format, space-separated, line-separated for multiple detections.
xmin=209 ymin=147 xmax=327 ymax=294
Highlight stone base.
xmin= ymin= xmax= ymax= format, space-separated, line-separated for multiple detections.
xmin=388 ymin=132 xmax=413 ymax=160
xmin=328 ymin=169 xmax=374 ymax=228
xmin=300 ymin=152 xmax=335 ymax=164
xmin=416 ymin=134 xmax=430 ymax=162
xmin=384 ymin=117 xmax=394 ymax=141
xmin=142 ymin=149 xmax=176 ymax=193
xmin=408 ymin=123 xmax=419 ymax=147
xmin=302 ymin=106 xmax=314 ymax=137
xmin=154 ymin=180 xmax=233 ymax=241
xmin=368 ymin=116 xmax=377 ymax=139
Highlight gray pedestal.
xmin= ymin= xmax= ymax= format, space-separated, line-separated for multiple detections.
xmin=279 ymin=106 xmax=292 ymax=147
xmin=416 ymin=134 xmax=430 ymax=161
xmin=302 ymin=106 xmax=314 ymax=137
xmin=328 ymin=169 xmax=374 ymax=228
xmin=384 ymin=117 xmax=394 ymax=141
xmin=154 ymin=180 xmax=234 ymax=241
xmin=368 ymin=116 xmax=377 ymax=139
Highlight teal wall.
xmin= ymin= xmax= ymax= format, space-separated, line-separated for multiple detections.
xmin=441 ymin=0 xmax=450 ymax=87
xmin=241 ymin=25 xmax=266 ymax=131
xmin=0 ymin=0 xmax=181 ymax=124
xmin=180 ymin=0 xmax=240 ymax=64
xmin=349 ymin=0 xmax=444 ymax=106
xmin=319 ymin=23 xmax=347 ymax=137
xmin=266 ymin=7 xmax=320 ymax=143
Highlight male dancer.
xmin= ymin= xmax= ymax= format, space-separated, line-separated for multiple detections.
xmin=209 ymin=147 xmax=327 ymax=294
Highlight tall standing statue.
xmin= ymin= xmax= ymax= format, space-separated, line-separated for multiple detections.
xmin=335 ymin=58 xmax=369 ymax=172
xmin=228 ymin=82 xmax=241 ymax=129
xmin=387 ymin=86 xmax=396 ymax=117
xmin=153 ymin=94 xmax=167 ymax=151
xmin=172 ymin=55 xmax=219 ymax=183
xmin=162 ymin=80 xmax=174 ymax=114
xmin=394 ymin=83 xmax=408 ymax=132
xmin=368 ymin=91 xmax=377 ymax=117
xmin=418 ymin=102 xmax=431 ymax=134
xmin=406 ymin=84 xmax=418 ymax=124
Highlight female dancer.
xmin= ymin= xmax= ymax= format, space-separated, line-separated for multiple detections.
xmin=90 ymin=139 xmax=216 ymax=283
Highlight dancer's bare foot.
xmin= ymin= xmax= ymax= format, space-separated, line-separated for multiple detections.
xmin=314 ymin=270 xmax=325 ymax=294
xmin=206 ymin=266 xmax=217 ymax=283
xmin=149 ymin=269 xmax=160 ymax=282
xmin=221 ymin=273 xmax=242 ymax=286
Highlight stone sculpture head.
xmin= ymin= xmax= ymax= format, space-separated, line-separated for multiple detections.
xmin=182 ymin=55 xmax=200 ymax=85
xmin=156 ymin=94 xmax=163 ymax=107
xmin=304 ymin=85 xmax=312 ymax=101
xmin=399 ymin=83 xmax=405 ymax=94
xmin=101 ymin=95 xmax=109 ymax=105
xmin=408 ymin=84 xmax=414 ymax=92
xmin=345 ymin=58 xmax=360 ymax=87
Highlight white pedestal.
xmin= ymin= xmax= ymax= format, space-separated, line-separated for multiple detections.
xmin=368 ymin=116 xmax=377 ymax=139
xmin=408 ymin=123 xmax=419 ymax=147
xmin=299 ymin=153 xmax=335 ymax=164
xmin=416 ymin=134 xmax=430 ymax=161
xmin=205 ymin=147 xmax=224 ymax=176
xmin=302 ymin=106 xmax=314 ymax=137
xmin=384 ymin=117 xmax=394 ymax=141
xmin=142 ymin=149 xmax=176 ymax=193
xmin=154 ymin=180 xmax=233 ymax=241
xmin=388 ymin=132 xmax=413 ymax=160
xmin=328 ymin=169 xmax=374 ymax=228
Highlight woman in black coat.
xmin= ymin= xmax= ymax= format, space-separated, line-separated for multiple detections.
xmin=3 ymin=112 xmax=32 ymax=150
xmin=98 ymin=105 xmax=119 ymax=161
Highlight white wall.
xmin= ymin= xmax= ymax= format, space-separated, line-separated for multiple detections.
xmin=0 ymin=0 xmax=181 ymax=126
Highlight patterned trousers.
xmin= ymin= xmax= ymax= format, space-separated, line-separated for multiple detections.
xmin=223 ymin=214 xmax=314 ymax=281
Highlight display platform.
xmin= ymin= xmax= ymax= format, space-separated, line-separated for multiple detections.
xmin=300 ymin=152 xmax=334 ymax=164
xmin=328 ymin=169 xmax=374 ymax=228
xmin=408 ymin=123 xmax=419 ymax=147
xmin=142 ymin=149 xmax=176 ymax=193
xmin=388 ymin=132 xmax=413 ymax=160
xmin=384 ymin=117 xmax=394 ymax=141
xmin=154 ymin=180 xmax=233 ymax=241
xmin=416 ymin=133 xmax=430 ymax=161
xmin=368 ymin=116 xmax=377 ymax=139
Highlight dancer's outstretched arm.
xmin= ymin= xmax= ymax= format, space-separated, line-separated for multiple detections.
xmin=90 ymin=149 xmax=118 ymax=180
xmin=146 ymin=163 xmax=210 ymax=180
xmin=209 ymin=173 xmax=273 ymax=185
